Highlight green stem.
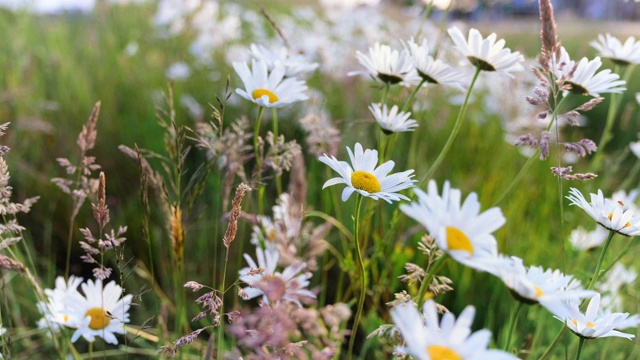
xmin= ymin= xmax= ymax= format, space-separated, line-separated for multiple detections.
xmin=347 ymin=195 xmax=366 ymax=360
xmin=575 ymin=337 xmax=586 ymax=360
xmin=416 ymin=253 xmax=448 ymax=303
xmin=401 ymin=79 xmax=426 ymax=113
xmin=414 ymin=1 xmax=434 ymax=39
xmin=381 ymin=84 xmax=390 ymax=104
xmin=272 ymin=108 xmax=282 ymax=196
xmin=216 ymin=246 xmax=231 ymax=360
xmin=419 ymin=67 xmax=481 ymax=186
xmin=492 ymin=95 xmax=571 ymax=206
xmin=254 ymin=106 xmax=265 ymax=214
xmin=378 ymin=128 xmax=389 ymax=163
xmin=586 ymin=230 xmax=615 ymax=291
xmin=503 ymin=301 xmax=523 ymax=352
xmin=539 ymin=327 xmax=565 ymax=360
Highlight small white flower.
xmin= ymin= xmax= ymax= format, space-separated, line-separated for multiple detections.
xmin=249 ymin=43 xmax=319 ymax=77
xmin=404 ymin=37 xmax=467 ymax=90
xmin=590 ymin=33 xmax=640 ymax=66
xmin=553 ymin=47 xmax=625 ymax=96
xmin=165 ymin=62 xmax=191 ymax=81
xmin=486 ymin=256 xmax=595 ymax=312
xmin=319 ymin=143 xmax=416 ymax=203
xmin=37 ymin=276 xmax=85 ymax=333
xmin=447 ymin=27 xmax=524 ymax=76
xmin=233 ymin=59 xmax=308 ymax=108
xmin=369 ymin=103 xmax=418 ymax=133
xmin=66 ymin=279 xmax=133 ymax=345
xmin=239 ymin=247 xmax=315 ymax=307
xmin=348 ymin=42 xmax=420 ymax=86
xmin=390 ymin=299 xmax=518 ymax=360
xmin=554 ymin=294 xmax=635 ymax=339
xmin=400 ymin=180 xmax=505 ymax=271
xmin=569 ymin=226 xmax=609 ymax=251
xmin=567 ymin=187 xmax=640 ymax=236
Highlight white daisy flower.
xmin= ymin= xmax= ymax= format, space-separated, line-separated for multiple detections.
xmin=249 ymin=43 xmax=319 ymax=77
xmin=554 ymin=293 xmax=635 ymax=340
xmin=611 ymin=189 xmax=639 ymax=213
xmin=319 ymin=143 xmax=416 ymax=203
xmin=37 ymin=275 xmax=85 ymax=333
xmin=569 ymin=225 xmax=609 ymax=251
xmin=447 ymin=27 xmax=524 ymax=76
xmin=631 ymin=140 xmax=640 ymax=159
xmin=404 ymin=37 xmax=467 ymax=91
xmin=66 ymin=279 xmax=133 ymax=345
xmin=233 ymin=59 xmax=308 ymax=108
xmin=567 ymin=187 xmax=640 ymax=236
xmin=590 ymin=33 xmax=640 ymax=66
xmin=552 ymin=47 xmax=626 ymax=96
xmin=399 ymin=180 xmax=505 ymax=271
xmin=239 ymin=246 xmax=315 ymax=307
xmin=369 ymin=103 xmax=418 ymax=133
xmin=348 ymin=42 xmax=420 ymax=86
xmin=486 ymin=256 xmax=595 ymax=312
xmin=390 ymin=299 xmax=518 ymax=360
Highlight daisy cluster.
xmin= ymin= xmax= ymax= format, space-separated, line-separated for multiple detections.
xmin=37 ymin=276 xmax=132 ymax=345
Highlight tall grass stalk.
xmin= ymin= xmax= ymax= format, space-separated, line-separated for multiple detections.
xmin=347 ymin=194 xmax=366 ymax=360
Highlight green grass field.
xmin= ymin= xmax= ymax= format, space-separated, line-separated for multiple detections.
xmin=0 ymin=0 xmax=639 ymax=359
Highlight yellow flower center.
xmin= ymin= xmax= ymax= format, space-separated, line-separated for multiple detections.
xmin=351 ymin=171 xmax=381 ymax=193
xmin=534 ymin=286 xmax=544 ymax=298
xmin=608 ymin=211 xmax=632 ymax=228
xmin=252 ymin=88 xmax=278 ymax=104
xmin=572 ymin=319 xmax=596 ymax=328
xmin=63 ymin=314 xmax=69 ymax=323
xmin=446 ymin=226 xmax=474 ymax=254
xmin=427 ymin=345 xmax=462 ymax=360
xmin=85 ymin=307 xmax=110 ymax=330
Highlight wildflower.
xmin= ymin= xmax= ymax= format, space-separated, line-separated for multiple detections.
xmin=319 ymin=143 xmax=416 ymax=203
xmin=567 ymin=187 xmax=640 ymax=236
xmin=239 ymin=247 xmax=315 ymax=307
xmin=66 ymin=279 xmax=133 ymax=345
xmin=390 ymin=299 xmax=518 ymax=360
xmin=249 ymin=43 xmax=319 ymax=77
xmin=369 ymin=103 xmax=418 ymax=134
xmin=590 ymin=33 xmax=640 ymax=66
xmin=486 ymin=256 xmax=594 ymax=311
xmin=233 ymin=59 xmax=308 ymax=108
xmin=552 ymin=48 xmax=625 ymax=96
xmin=400 ymin=180 xmax=504 ymax=271
xmin=447 ymin=27 xmax=524 ymax=76
xmin=553 ymin=294 xmax=635 ymax=340
xmin=348 ymin=42 xmax=420 ymax=86
xmin=404 ymin=37 xmax=466 ymax=90
xmin=569 ymin=226 xmax=608 ymax=251
xmin=37 ymin=276 xmax=85 ymax=333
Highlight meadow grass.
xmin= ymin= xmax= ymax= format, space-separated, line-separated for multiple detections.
xmin=0 ymin=1 xmax=639 ymax=359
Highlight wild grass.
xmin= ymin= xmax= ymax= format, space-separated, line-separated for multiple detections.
xmin=0 ymin=0 xmax=639 ymax=359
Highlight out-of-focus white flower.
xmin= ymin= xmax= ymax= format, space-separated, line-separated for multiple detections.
xmin=166 ymin=62 xmax=191 ymax=81
xmin=569 ymin=226 xmax=609 ymax=251
xmin=369 ymin=103 xmax=418 ymax=133
xmin=591 ymin=33 xmax=640 ymax=65
xmin=37 ymin=276 xmax=85 ymax=333
xmin=249 ymin=44 xmax=319 ymax=77
xmin=447 ymin=27 xmax=524 ymax=77
xmin=553 ymin=294 xmax=635 ymax=340
xmin=349 ymin=43 xmax=420 ymax=86
xmin=404 ymin=37 xmax=466 ymax=90
xmin=552 ymin=47 xmax=625 ymax=97
xmin=123 ymin=41 xmax=139 ymax=57
xmin=233 ymin=59 xmax=308 ymax=108
xmin=567 ymin=187 xmax=640 ymax=236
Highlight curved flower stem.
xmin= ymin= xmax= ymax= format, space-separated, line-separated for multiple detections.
xmin=419 ymin=67 xmax=481 ymax=186
xmin=492 ymin=95 xmax=571 ymax=206
xmin=414 ymin=1 xmax=434 ymax=39
xmin=539 ymin=327 xmax=565 ymax=360
xmin=592 ymin=64 xmax=633 ymax=170
xmin=401 ymin=79 xmax=426 ymax=113
xmin=253 ymin=106 xmax=265 ymax=214
xmin=586 ymin=230 xmax=615 ymax=291
xmin=503 ymin=301 xmax=523 ymax=352
xmin=416 ymin=253 xmax=448 ymax=303
xmin=575 ymin=337 xmax=586 ymax=360
xmin=347 ymin=195 xmax=366 ymax=360
xmin=378 ymin=129 xmax=388 ymax=162
xmin=381 ymin=84 xmax=390 ymax=105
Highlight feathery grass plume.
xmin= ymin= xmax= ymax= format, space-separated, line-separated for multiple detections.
xmin=298 ymin=113 xmax=341 ymax=158
xmin=51 ymin=102 xmax=102 ymax=278
xmin=224 ymin=183 xmax=252 ymax=250
xmin=79 ymin=171 xmax=128 ymax=280
xmin=537 ymin=0 xmax=560 ymax=72
xmin=169 ymin=205 xmax=184 ymax=264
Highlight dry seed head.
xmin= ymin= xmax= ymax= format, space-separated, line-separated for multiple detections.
xmin=577 ymin=97 xmax=604 ymax=112
xmin=78 ymin=101 xmax=100 ymax=151
xmin=169 ymin=205 xmax=184 ymax=263
xmin=92 ymin=172 xmax=110 ymax=229
xmin=223 ymin=183 xmax=252 ymax=250
xmin=537 ymin=0 xmax=559 ymax=71
xmin=0 ymin=254 xmax=26 ymax=273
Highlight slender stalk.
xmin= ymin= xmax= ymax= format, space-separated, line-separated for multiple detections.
xmin=272 ymin=108 xmax=283 ymax=196
xmin=216 ymin=246 xmax=232 ymax=360
xmin=575 ymin=337 xmax=586 ymax=360
xmin=586 ymin=230 xmax=615 ymax=291
xmin=414 ymin=1 xmax=434 ymax=40
xmin=347 ymin=195 xmax=366 ymax=360
xmin=416 ymin=253 xmax=448 ymax=303
xmin=401 ymin=79 xmax=426 ymax=113
xmin=503 ymin=301 xmax=523 ymax=352
xmin=420 ymin=67 xmax=481 ymax=186
xmin=539 ymin=327 xmax=565 ymax=360
xmin=253 ymin=106 xmax=265 ymax=215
